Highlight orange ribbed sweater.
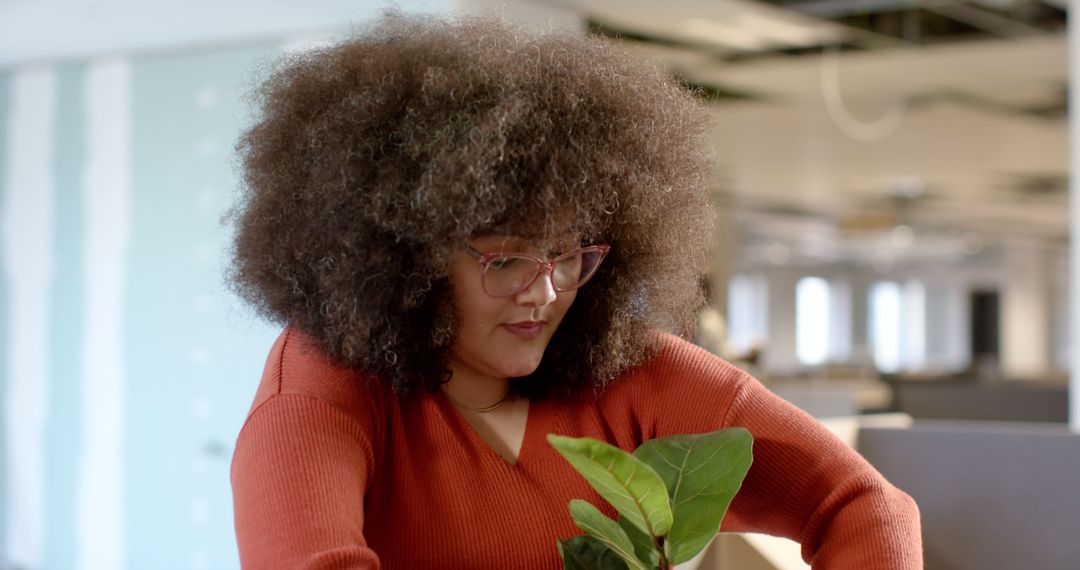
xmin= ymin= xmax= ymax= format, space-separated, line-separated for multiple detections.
xmin=231 ymin=329 xmax=922 ymax=569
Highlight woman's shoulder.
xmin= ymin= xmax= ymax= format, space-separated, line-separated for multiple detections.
xmin=246 ymin=328 xmax=388 ymax=425
xmin=602 ymin=332 xmax=750 ymax=409
xmin=586 ymin=332 xmax=755 ymax=439
xmin=635 ymin=331 xmax=749 ymax=385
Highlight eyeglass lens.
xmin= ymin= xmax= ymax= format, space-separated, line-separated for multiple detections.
xmin=483 ymin=249 xmax=604 ymax=296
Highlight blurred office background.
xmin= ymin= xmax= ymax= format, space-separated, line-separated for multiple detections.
xmin=0 ymin=0 xmax=1076 ymax=569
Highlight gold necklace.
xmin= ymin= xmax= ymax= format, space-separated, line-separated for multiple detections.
xmin=444 ymin=392 xmax=509 ymax=413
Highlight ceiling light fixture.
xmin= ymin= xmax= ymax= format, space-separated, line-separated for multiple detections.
xmin=736 ymin=13 xmax=823 ymax=47
xmin=683 ymin=17 xmax=767 ymax=51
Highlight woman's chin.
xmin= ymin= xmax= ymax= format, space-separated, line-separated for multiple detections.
xmin=501 ymin=356 xmax=544 ymax=379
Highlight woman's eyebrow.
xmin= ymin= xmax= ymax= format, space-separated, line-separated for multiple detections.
xmin=496 ymin=236 xmax=527 ymax=251
xmin=474 ymin=234 xmax=580 ymax=254
xmin=469 ymin=236 xmax=526 ymax=253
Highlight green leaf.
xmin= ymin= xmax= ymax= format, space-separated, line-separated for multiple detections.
xmin=633 ymin=427 xmax=753 ymax=565
xmin=568 ymin=500 xmax=649 ymax=570
xmin=548 ymin=434 xmax=674 ymax=538
xmin=558 ymin=535 xmax=631 ymax=570
xmin=617 ymin=515 xmax=661 ymax=569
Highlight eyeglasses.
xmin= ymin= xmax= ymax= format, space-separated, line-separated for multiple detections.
xmin=465 ymin=244 xmax=611 ymax=297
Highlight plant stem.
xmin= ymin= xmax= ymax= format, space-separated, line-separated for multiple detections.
xmin=654 ymin=536 xmax=670 ymax=570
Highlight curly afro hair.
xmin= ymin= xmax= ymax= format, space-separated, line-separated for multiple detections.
xmin=228 ymin=12 xmax=715 ymax=400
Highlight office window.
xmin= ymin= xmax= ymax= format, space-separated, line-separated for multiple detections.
xmin=903 ymin=280 xmax=926 ymax=370
xmin=828 ymin=279 xmax=852 ymax=362
xmin=796 ymin=277 xmax=830 ymax=366
xmin=870 ymin=280 xmax=927 ymax=372
xmin=871 ymin=282 xmax=902 ymax=372
xmin=728 ymin=274 xmax=768 ymax=354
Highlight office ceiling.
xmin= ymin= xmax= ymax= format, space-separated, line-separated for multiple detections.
xmin=576 ymin=0 xmax=1068 ymax=268
xmin=3 ymin=0 xmax=1070 ymax=268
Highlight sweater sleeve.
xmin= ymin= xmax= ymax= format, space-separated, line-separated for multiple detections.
xmin=231 ymin=393 xmax=381 ymax=569
xmin=719 ymin=375 xmax=923 ymax=569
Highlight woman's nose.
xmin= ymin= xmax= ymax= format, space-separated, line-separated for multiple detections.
xmin=516 ymin=268 xmax=558 ymax=306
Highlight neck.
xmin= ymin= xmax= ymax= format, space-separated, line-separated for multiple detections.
xmin=442 ymin=366 xmax=511 ymax=412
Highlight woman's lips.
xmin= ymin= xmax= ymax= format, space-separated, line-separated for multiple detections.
xmin=503 ymin=321 xmax=545 ymax=339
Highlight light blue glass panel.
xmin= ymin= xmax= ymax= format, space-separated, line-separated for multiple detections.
xmin=44 ymin=63 xmax=87 ymax=570
xmin=0 ymin=67 xmax=10 ymax=566
xmin=127 ymin=44 xmax=280 ymax=570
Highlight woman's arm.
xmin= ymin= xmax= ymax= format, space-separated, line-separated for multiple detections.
xmin=231 ymin=393 xmax=381 ymax=569
xmin=719 ymin=375 xmax=922 ymax=569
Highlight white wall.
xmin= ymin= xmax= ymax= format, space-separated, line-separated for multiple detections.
xmin=1071 ymin=0 xmax=1080 ymax=430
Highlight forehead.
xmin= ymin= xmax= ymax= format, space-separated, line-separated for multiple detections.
xmin=476 ymin=206 xmax=593 ymax=246
xmin=470 ymin=232 xmax=581 ymax=252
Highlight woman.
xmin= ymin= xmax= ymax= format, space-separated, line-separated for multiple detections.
xmin=228 ymin=13 xmax=922 ymax=569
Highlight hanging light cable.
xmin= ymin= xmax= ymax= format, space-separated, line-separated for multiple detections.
xmin=820 ymin=7 xmax=919 ymax=142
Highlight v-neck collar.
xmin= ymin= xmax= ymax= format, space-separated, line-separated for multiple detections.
xmin=433 ymin=391 xmax=543 ymax=468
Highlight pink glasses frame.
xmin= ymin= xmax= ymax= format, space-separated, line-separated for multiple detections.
xmin=465 ymin=244 xmax=611 ymax=297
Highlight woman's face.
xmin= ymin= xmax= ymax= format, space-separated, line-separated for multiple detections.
xmin=447 ymin=235 xmax=579 ymax=382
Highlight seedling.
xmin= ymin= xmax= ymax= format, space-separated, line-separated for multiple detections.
xmin=548 ymin=428 xmax=753 ymax=570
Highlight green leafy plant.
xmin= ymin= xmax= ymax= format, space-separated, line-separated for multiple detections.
xmin=547 ymin=428 xmax=753 ymax=570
